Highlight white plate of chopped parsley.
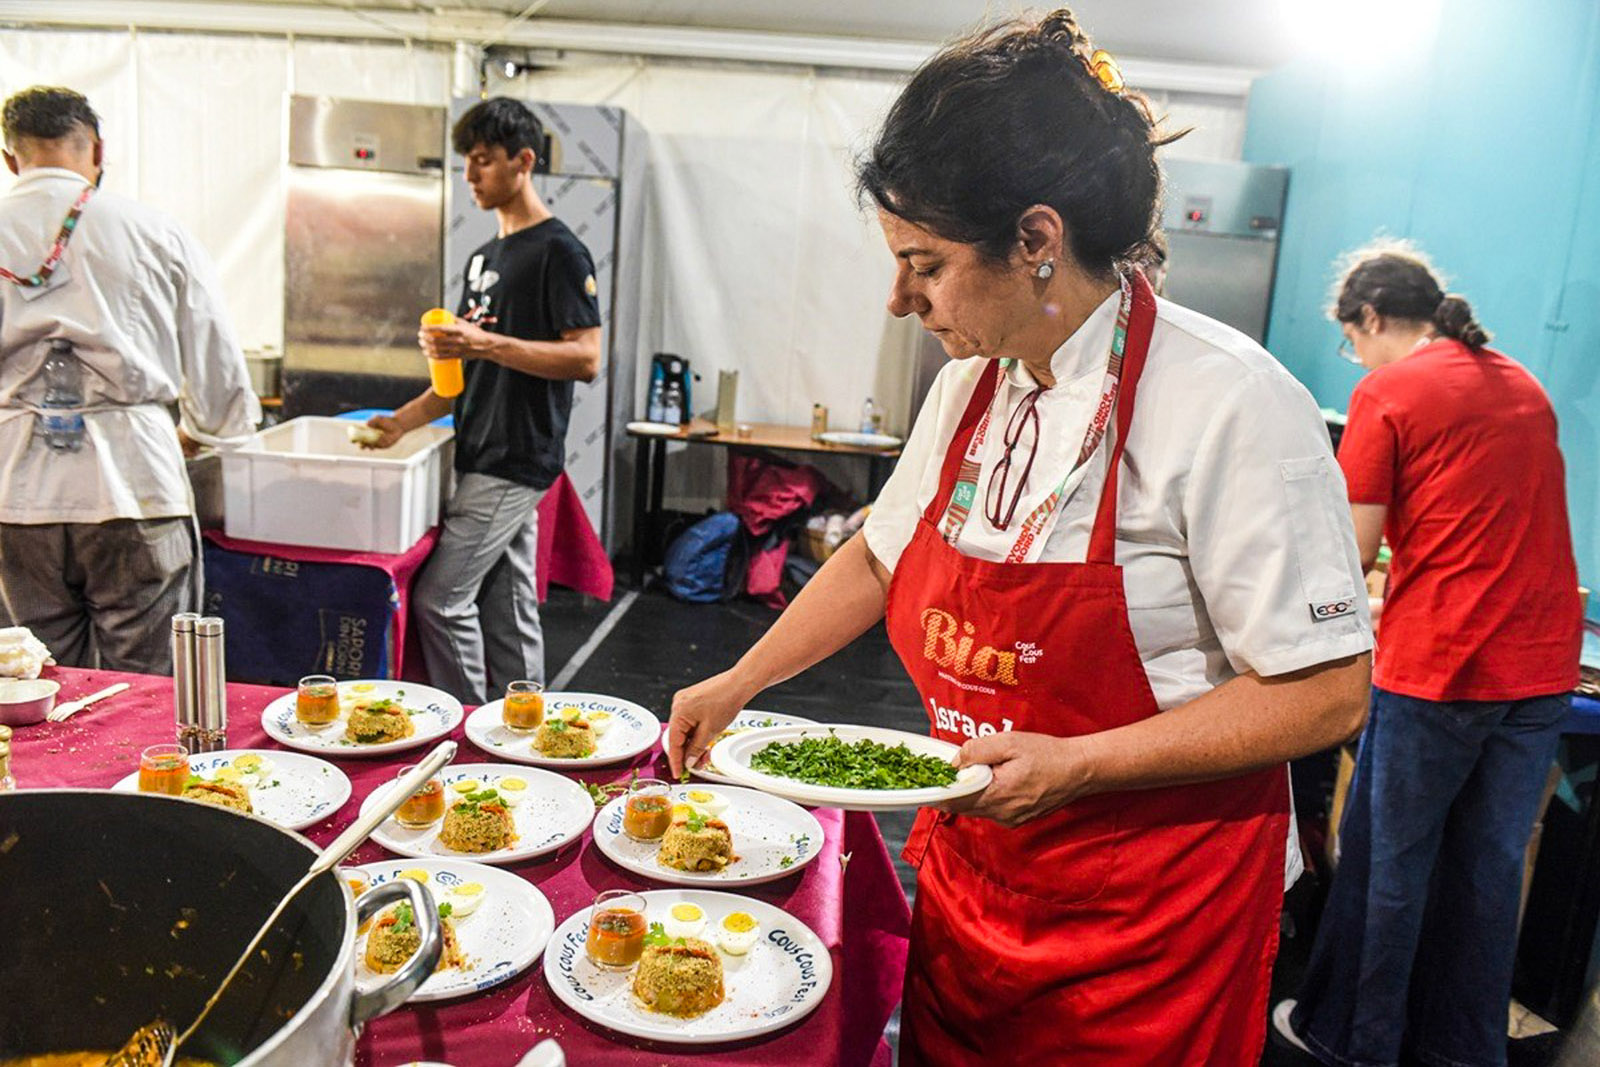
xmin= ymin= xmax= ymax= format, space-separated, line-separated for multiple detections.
xmin=690 ymin=709 xmax=818 ymax=785
xmin=709 ymin=724 xmax=992 ymax=812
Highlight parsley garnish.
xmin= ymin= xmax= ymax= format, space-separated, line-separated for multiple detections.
xmin=644 ymin=922 xmax=669 ymax=947
xmin=749 ymin=733 xmax=959 ymax=790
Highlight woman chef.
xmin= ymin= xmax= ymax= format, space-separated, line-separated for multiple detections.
xmin=666 ymin=10 xmax=1375 ymax=1064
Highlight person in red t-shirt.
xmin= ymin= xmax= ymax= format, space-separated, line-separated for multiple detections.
xmin=1275 ymin=243 xmax=1581 ymax=1067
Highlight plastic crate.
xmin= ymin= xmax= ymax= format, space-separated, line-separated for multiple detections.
xmin=221 ymin=416 xmax=454 ymax=554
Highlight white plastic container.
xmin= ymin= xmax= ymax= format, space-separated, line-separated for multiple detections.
xmin=221 ymin=417 xmax=454 ymax=554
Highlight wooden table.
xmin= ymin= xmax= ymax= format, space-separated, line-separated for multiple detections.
xmin=628 ymin=420 xmax=901 ymax=586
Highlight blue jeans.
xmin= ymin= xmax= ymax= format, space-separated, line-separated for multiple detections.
xmin=1292 ymin=687 xmax=1567 ymax=1067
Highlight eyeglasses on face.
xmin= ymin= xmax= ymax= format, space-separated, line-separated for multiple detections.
xmin=1336 ymin=336 xmax=1362 ymax=365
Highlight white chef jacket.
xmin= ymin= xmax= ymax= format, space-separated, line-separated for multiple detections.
xmin=0 ymin=168 xmax=259 ymax=524
xmin=865 ymin=290 xmax=1375 ymax=887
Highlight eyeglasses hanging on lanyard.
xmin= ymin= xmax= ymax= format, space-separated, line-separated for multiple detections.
xmin=984 ymin=385 xmax=1046 ymax=530
xmin=0 ymin=184 xmax=95 ymax=288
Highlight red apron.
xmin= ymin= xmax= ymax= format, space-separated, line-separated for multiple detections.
xmin=886 ymin=272 xmax=1288 ymax=1066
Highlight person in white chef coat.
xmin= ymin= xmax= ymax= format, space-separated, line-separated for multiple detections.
xmin=0 ymin=87 xmax=258 ymax=673
xmin=667 ymin=10 xmax=1374 ymax=1062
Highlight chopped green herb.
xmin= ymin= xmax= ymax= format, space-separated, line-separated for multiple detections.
xmin=644 ymin=921 xmax=669 ymax=947
xmin=438 ymin=902 xmax=453 ymax=919
xmin=393 ymin=901 xmax=414 ymax=932
xmin=749 ymin=733 xmax=958 ymax=790
xmin=684 ymin=810 xmax=708 ymax=833
xmin=779 ymin=855 xmax=794 ymax=868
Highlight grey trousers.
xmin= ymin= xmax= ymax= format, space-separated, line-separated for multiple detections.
xmin=413 ymin=472 xmax=544 ymax=705
xmin=0 ymin=516 xmax=195 ymax=674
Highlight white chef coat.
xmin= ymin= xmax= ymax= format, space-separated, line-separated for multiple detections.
xmin=865 ymin=290 xmax=1375 ymax=888
xmin=0 ymin=168 xmax=259 ymax=524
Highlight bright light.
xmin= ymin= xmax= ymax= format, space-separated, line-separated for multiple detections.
xmin=1284 ymin=0 xmax=1444 ymax=62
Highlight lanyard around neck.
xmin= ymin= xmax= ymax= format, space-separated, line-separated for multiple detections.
xmin=1 ymin=183 xmax=95 ymax=288
xmin=937 ymin=272 xmax=1135 ymax=563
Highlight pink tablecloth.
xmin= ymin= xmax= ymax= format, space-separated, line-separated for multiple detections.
xmin=12 ymin=667 xmax=909 ymax=1067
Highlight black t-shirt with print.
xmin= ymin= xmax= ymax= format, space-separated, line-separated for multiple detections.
xmin=452 ymin=217 xmax=602 ymax=490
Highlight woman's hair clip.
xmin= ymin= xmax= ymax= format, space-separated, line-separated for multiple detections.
xmin=1087 ymin=49 xmax=1125 ymax=94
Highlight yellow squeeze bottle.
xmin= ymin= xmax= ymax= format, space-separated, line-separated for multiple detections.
xmin=421 ymin=307 xmax=464 ymax=398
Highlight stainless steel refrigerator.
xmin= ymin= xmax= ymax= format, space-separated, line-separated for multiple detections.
xmin=281 ymin=96 xmax=446 ymax=415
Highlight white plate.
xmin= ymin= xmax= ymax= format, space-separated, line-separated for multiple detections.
xmin=261 ymin=680 xmax=464 ymax=759
xmin=709 ymin=724 xmax=992 ymax=812
xmin=465 ymin=693 xmax=662 ymax=768
xmin=353 ymin=858 xmax=554 ymax=1003
xmin=626 ymin=421 xmax=683 ymax=436
xmin=544 ymin=889 xmax=832 ymax=1044
xmin=592 ymin=784 xmax=823 ymax=887
xmin=815 ymin=430 xmax=902 ymax=450
xmin=361 ymin=763 xmax=593 ymax=866
xmin=111 ymin=749 xmax=352 ymax=831
xmin=690 ymin=710 xmax=817 ymax=785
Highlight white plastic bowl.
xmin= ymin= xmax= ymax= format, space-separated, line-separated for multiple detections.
xmin=0 ymin=678 xmax=60 ymax=726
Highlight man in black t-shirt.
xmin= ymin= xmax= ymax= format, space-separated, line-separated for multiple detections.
xmin=365 ymin=98 xmax=602 ymax=703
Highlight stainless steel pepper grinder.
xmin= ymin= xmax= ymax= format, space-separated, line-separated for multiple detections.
xmin=172 ymin=612 xmax=202 ymax=751
xmin=192 ymin=616 xmax=229 ymax=753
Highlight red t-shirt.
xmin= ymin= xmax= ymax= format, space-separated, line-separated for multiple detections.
xmin=1338 ymin=340 xmax=1580 ymax=701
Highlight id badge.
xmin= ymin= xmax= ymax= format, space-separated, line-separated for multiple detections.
xmin=16 ymin=259 xmax=71 ymax=301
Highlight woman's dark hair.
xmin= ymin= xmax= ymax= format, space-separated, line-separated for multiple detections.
xmin=857 ymin=8 xmax=1182 ymax=276
xmin=1332 ymin=240 xmax=1491 ymax=350
xmin=452 ymin=97 xmax=544 ymax=161
xmin=2 ymin=87 xmax=100 ymax=147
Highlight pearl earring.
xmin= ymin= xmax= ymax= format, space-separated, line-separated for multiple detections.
xmin=1034 ymin=260 xmax=1054 ymax=280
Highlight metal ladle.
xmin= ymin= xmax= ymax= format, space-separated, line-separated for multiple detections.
xmin=105 ymin=739 xmax=458 ymax=1067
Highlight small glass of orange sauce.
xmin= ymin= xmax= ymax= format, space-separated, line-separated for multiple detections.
xmin=586 ymin=889 xmax=648 ymax=970
xmin=502 ymin=679 xmax=545 ymax=733
xmin=138 ymin=743 xmax=189 ymax=796
xmin=296 ymin=674 xmax=340 ymax=727
xmin=622 ymin=778 xmax=672 ymax=842
xmin=340 ymin=868 xmax=373 ymax=933
xmin=393 ymin=765 xmax=446 ymax=829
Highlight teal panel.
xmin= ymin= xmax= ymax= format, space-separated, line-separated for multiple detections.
xmin=1243 ymin=0 xmax=1600 ymax=592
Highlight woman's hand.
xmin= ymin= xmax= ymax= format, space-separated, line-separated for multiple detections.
xmin=941 ymin=731 xmax=1095 ymax=828
xmin=666 ymin=670 xmax=753 ymax=778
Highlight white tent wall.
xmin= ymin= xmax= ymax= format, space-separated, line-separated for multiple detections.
xmin=0 ymin=25 xmax=1245 ymax=513
xmin=0 ymin=28 xmax=452 ymax=349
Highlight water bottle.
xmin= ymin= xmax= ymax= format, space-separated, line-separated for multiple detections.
xmin=663 ymin=381 xmax=684 ymax=425
xmin=859 ymin=397 xmax=877 ymax=434
xmin=647 ymin=372 xmax=667 ymax=424
xmin=41 ymin=339 xmax=85 ymax=453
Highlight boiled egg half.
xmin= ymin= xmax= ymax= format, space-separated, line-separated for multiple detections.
xmin=497 ymin=777 xmax=528 ymax=807
xmin=662 ymin=902 xmax=706 ymax=940
xmin=681 ymin=789 xmax=729 ymax=817
xmin=716 ymin=911 xmax=759 ymax=955
xmin=231 ymin=753 xmax=274 ymax=785
xmin=440 ymin=881 xmax=487 ymax=918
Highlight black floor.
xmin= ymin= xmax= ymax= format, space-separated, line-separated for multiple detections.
xmin=541 ymin=583 xmax=1564 ymax=1066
